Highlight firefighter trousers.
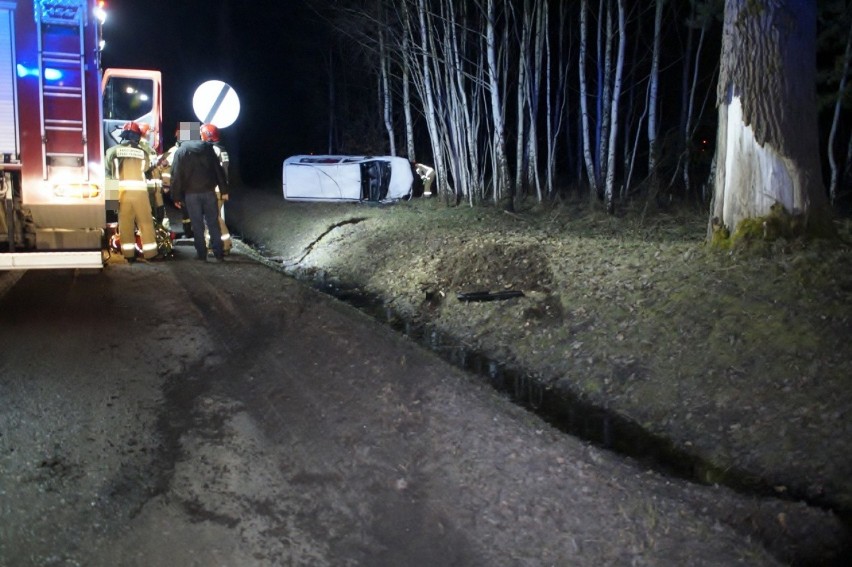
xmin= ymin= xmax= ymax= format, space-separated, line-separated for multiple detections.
xmin=119 ymin=187 xmax=158 ymax=260
xmin=217 ymin=192 xmax=231 ymax=253
xmin=202 ymin=192 xmax=231 ymax=253
xmin=148 ymin=181 xmax=165 ymax=224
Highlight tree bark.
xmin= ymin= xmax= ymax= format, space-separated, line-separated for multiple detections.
xmin=604 ymin=0 xmax=625 ymax=214
xmin=487 ymin=0 xmax=513 ymax=210
xmin=579 ymin=0 xmax=598 ymax=195
xmin=647 ymin=0 xmax=663 ymax=179
xmin=710 ymin=0 xmax=830 ymax=237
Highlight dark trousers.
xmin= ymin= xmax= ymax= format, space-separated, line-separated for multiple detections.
xmin=184 ymin=192 xmax=223 ymax=259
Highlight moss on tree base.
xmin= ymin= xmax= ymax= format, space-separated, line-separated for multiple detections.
xmin=710 ymin=203 xmax=836 ymax=250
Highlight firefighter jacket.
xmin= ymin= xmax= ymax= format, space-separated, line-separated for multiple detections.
xmin=153 ymin=143 xmax=179 ymax=190
xmin=212 ymin=142 xmax=230 ymax=185
xmin=105 ymin=141 xmax=149 ymax=187
xmin=170 ymin=140 xmax=228 ymax=203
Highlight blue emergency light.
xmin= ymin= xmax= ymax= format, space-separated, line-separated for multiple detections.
xmin=16 ymin=64 xmax=64 ymax=81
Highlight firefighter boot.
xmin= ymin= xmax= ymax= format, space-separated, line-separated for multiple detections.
xmin=181 ymin=206 xmax=193 ymax=239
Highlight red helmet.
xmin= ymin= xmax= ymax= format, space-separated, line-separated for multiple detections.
xmin=200 ymin=123 xmax=220 ymax=142
xmin=122 ymin=121 xmax=142 ymax=135
xmin=138 ymin=123 xmax=151 ymax=136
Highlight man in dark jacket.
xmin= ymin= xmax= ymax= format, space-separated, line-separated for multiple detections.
xmin=170 ymin=133 xmax=229 ymax=261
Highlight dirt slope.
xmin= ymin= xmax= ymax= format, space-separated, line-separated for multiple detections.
xmin=228 ymin=186 xmax=852 ymax=559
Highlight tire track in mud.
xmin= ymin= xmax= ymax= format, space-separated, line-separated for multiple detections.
xmin=162 ymin=254 xmax=483 ymax=564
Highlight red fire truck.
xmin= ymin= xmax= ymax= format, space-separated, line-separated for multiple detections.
xmin=1 ymin=0 xmax=161 ymax=269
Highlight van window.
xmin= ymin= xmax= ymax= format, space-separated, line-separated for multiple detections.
xmin=103 ymin=77 xmax=154 ymax=120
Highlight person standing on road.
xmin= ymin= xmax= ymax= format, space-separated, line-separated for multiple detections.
xmin=200 ymin=123 xmax=232 ymax=255
xmin=104 ymin=122 xmax=160 ymax=263
xmin=170 ymin=128 xmax=229 ymax=261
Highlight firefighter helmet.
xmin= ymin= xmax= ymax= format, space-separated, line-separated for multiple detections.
xmin=122 ymin=121 xmax=142 ymax=135
xmin=200 ymin=123 xmax=220 ymax=142
xmin=138 ymin=123 xmax=151 ymax=136
xmin=119 ymin=121 xmax=142 ymax=142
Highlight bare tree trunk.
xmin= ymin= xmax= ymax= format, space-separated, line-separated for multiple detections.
xmin=828 ymin=22 xmax=852 ymax=205
xmin=604 ymin=0 xmax=625 ymax=214
xmin=647 ymin=0 xmax=663 ymax=178
xmin=710 ymin=0 xmax=831 ymax=238
xmin=515 ymin=0 xmax=532 ymax=197
xmin=682 ymin=16 xmax=708 ymax=198
xmin=597 ymin=0 xmax=613 ymax=193
xmin=379 ymin=26 xmax=396 ymax=156
xmin=545 ymin=1 xmax=568 ymax=198
xmin=401 ymin=2 xmax=416 ymax=162
xmin=417 ymin=0 xmax=446 ymax=198
xmin=528 ymin=0 xmax=546 ymax=201
xmin=579 ymin=0 xmax=598 ymax=195
xmin=487 ymin=0 xmax=512 ymax=210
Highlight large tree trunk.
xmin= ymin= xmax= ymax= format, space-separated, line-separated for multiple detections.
xmin=710 ymin=0 xmax=830 ymax=238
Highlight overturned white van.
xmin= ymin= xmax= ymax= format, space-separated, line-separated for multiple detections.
xmin=282 ymin=155 xmax=414 ymax=202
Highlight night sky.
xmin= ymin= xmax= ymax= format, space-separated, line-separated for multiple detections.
xmin=101 ymin=0 xmax=332 ymax=186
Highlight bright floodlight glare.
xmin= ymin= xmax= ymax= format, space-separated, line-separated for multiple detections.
xmin=99 ymin=40 xmax=106 ymax=51
xmin=139 ymin=93 xmax=149 ymax=102
xmin=94 ymin=6 xmax=106 ymax=24
xmin=125 ymin=86 xmax=134 ymax=94
xmin=44 ymin=68 xmax=62 ymax=81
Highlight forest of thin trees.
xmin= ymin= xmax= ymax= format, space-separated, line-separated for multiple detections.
xmin=312 ymin=0 xmax=852 ymax=217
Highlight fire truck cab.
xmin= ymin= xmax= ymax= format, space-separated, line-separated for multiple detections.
xmin=1 ymin=0 xmax=161 ymax=270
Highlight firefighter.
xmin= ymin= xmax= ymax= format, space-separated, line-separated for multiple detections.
xmin=138 ymin=123 xmax=165 ymax=224
xmin=156 ymin=123 xmax=194 ymax=238
xmin=104 ymin=122 xmax=160 ymax=262
xmin=414 ymin=162 xmax=436 ymax=196
xmin=170 ymin=128 xmax=229 ymax=261
xmin=200 ymin=123 xmax=232 ymax=254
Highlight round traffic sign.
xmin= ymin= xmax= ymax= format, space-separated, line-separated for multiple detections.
xmin=192 ymin=80 xmax=240 ymax=128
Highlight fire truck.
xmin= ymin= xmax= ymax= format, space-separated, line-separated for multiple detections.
xmin=1 ymin=0 xmax=162 ymax=269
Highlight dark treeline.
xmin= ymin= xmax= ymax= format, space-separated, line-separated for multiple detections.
xmin=310 ymin=0 xmax=852 ymax=215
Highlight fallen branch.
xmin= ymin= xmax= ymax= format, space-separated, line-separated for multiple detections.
xmin=457 ymin=290 xmax=525 ymax=302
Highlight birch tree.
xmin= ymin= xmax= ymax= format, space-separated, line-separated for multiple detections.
xmin=647 ymin=0 xmax=664 ymax=178
xmin=603 ymin=0 xmax=626 ymax=213
xmin=379 ymin=24 xmax=396 ymax=156
xmin=486 ymin=0 xmax=512 ymax=209
xmin=400 ymin=2 xmax=416 ymax=162
xmin=826 ymin=16 xmax=852 ymax=204
xmin=710 ymin=0 xmax=832 ymax=241
xmin=416 ymin=0 xmax=447 ymax=197
xmin=579 ymin=0 xmax=599 ymax=195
